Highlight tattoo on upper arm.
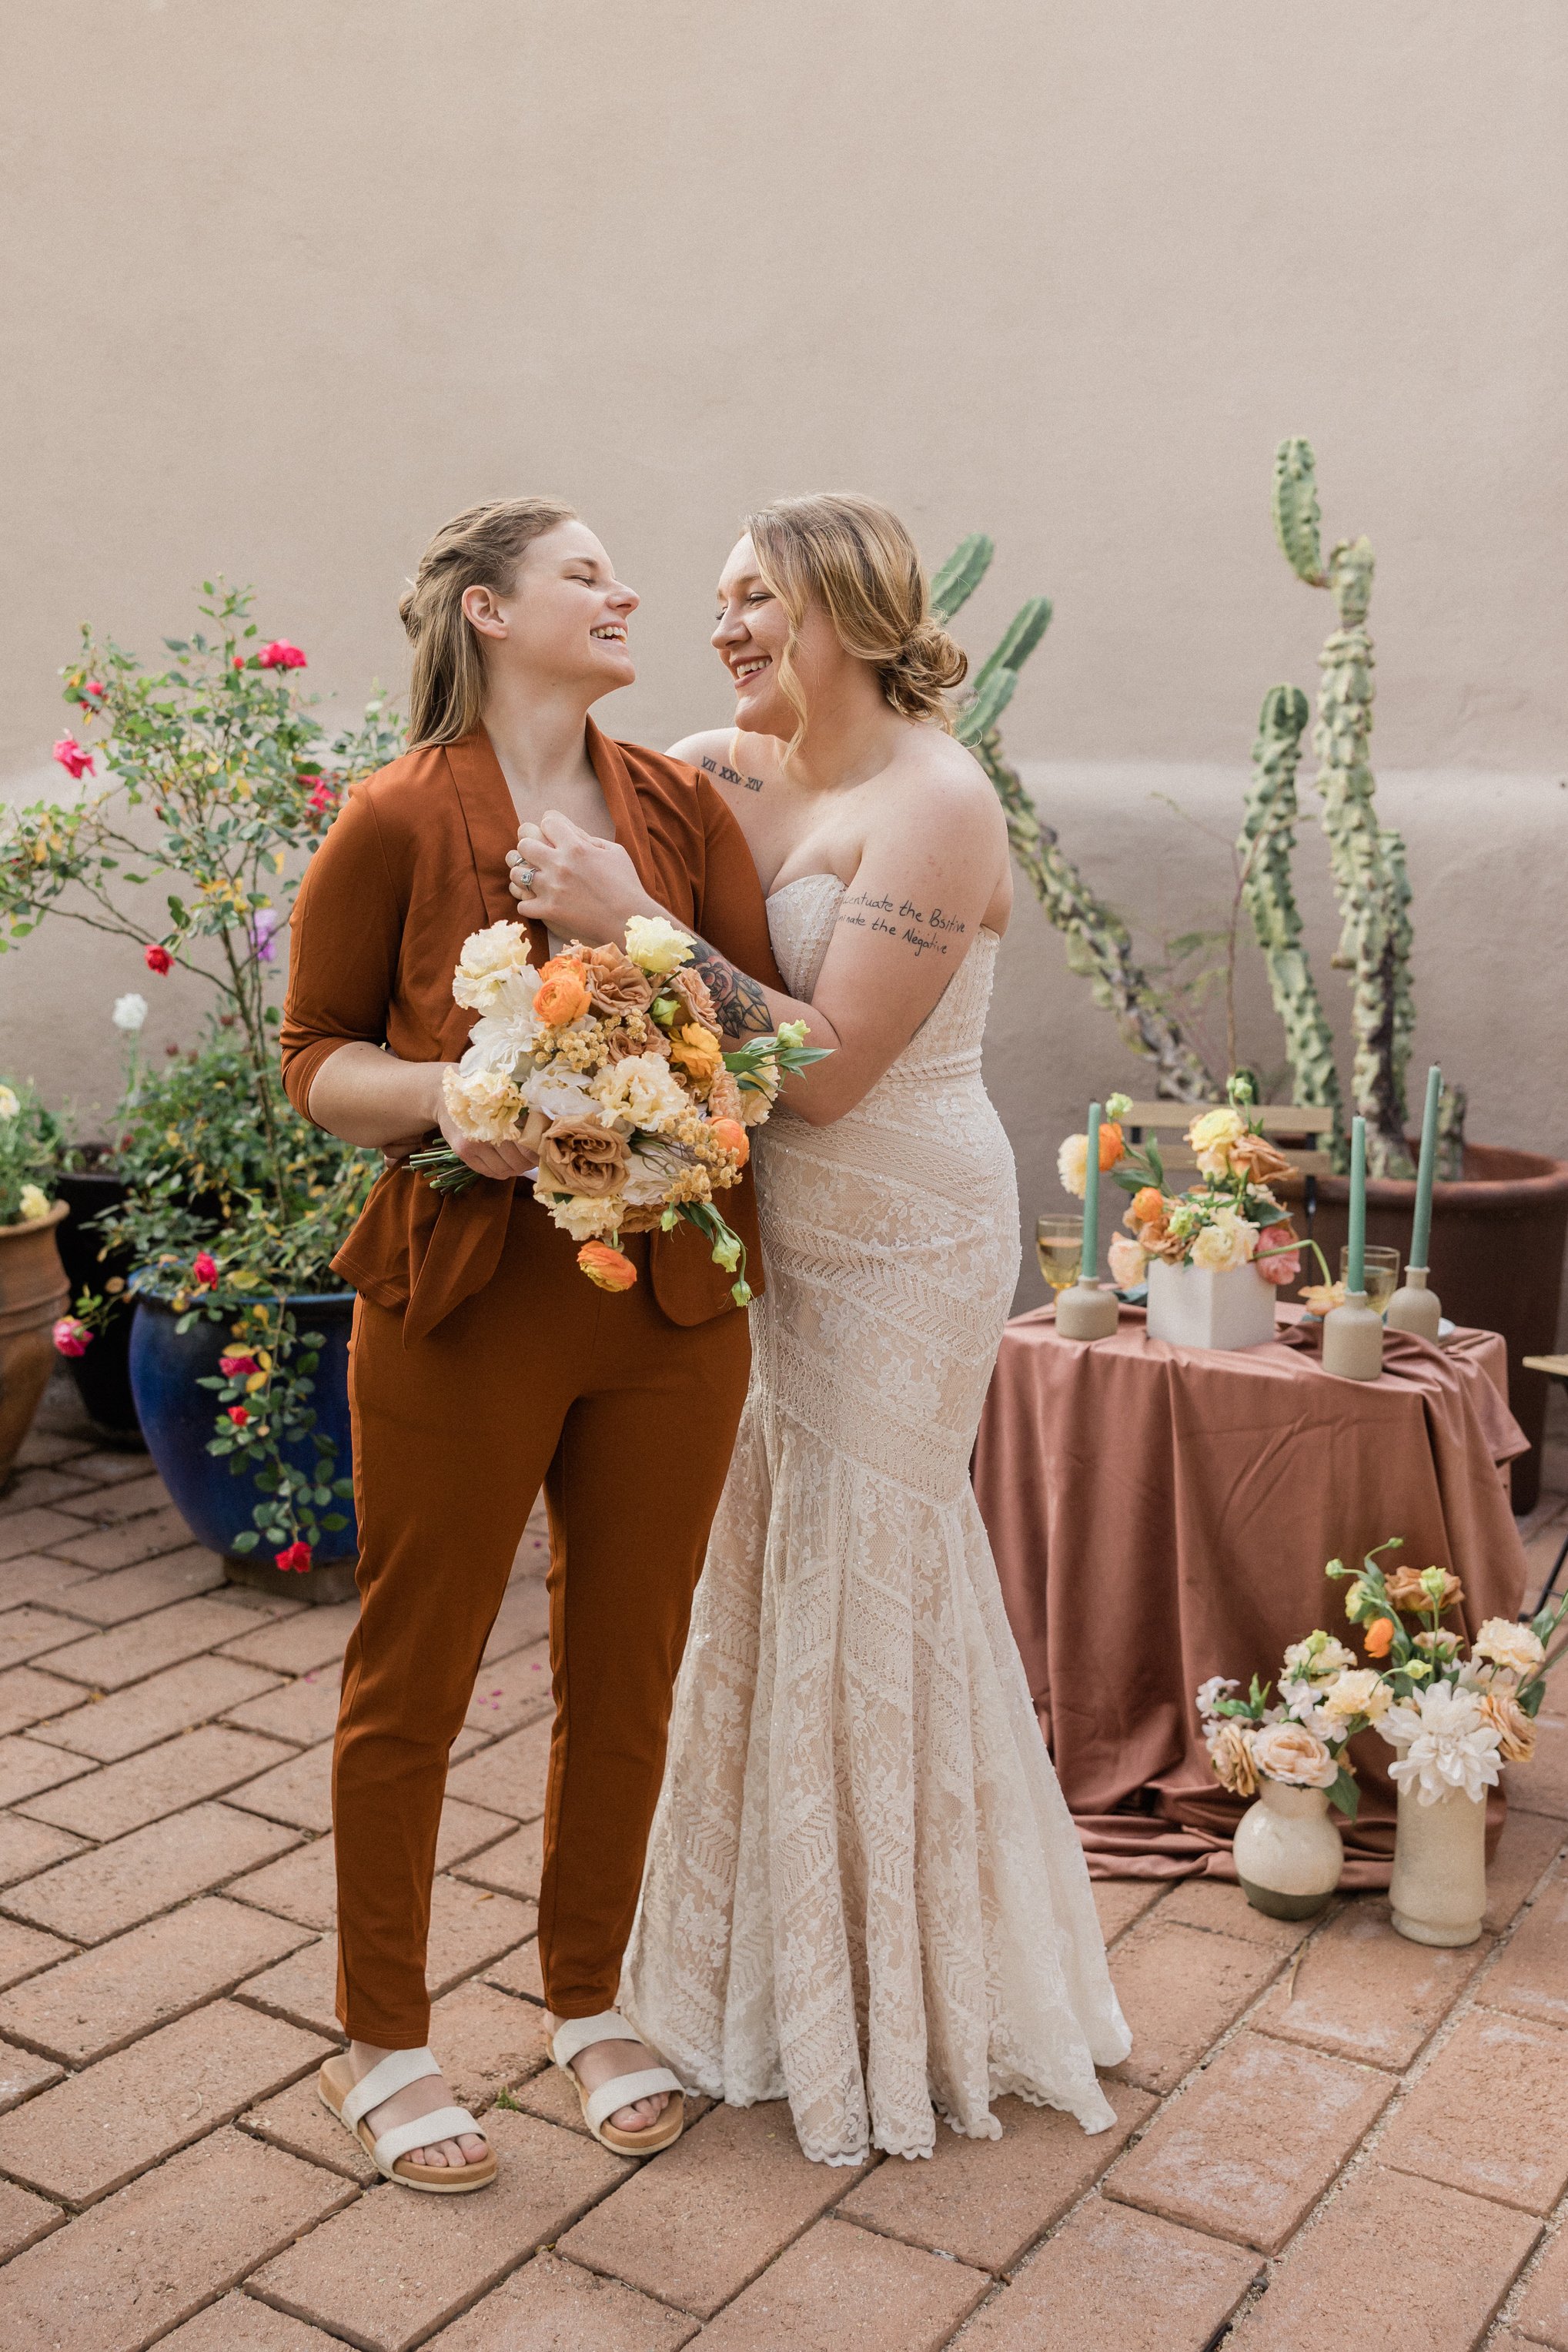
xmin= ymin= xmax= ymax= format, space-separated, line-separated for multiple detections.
xmin=700 ymin=754 xmax=764 ymax=794
xmin=687 ymin=938 xmax=775 ymax=1039
xmin=835 ymin=891 xmax=968 ymax=964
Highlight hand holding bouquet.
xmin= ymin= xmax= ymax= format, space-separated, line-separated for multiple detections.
xmin=410 ymin=915 xmax=825 ymax=1300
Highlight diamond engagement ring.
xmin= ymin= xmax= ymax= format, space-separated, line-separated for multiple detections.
xmin=516 ymin=865 xmax=536 ymax=888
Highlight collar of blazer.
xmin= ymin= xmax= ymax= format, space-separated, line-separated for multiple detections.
xmin=441 ymin=718 xmax=660 ymax=962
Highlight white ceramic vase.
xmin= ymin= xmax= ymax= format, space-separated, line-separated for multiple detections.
xmin=1389 ymin=1781 xmax=1486 ymax=1946
xmin=1145 ymin=1259 xmax=1279 ymax=1351
xmin=1233 ymin=1779 xmax=1344 ymax=1919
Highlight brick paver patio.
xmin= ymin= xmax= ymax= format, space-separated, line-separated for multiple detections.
xmin=2 ymin=1378 xmax=1566 ymax=2351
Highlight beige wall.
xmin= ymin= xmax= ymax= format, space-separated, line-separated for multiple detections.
xmin=2 ymin=4 xmax=1565 ymax=1351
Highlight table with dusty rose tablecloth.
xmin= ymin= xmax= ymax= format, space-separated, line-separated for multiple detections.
xmin=972 ymin=1304 xmax=1531 ymax=1886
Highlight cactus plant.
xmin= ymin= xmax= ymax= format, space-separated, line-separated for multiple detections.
xmin=1271 ymin=439 xmax=1419 ymax=1177
xmin=933 ymin=540 xmax=1219 ymax=1102
xmin=1238 ymin=684 xmax=1346 ymax=1153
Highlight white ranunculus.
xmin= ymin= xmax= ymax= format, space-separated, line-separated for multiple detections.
xmin=1382 ymin=1681 xmax=1503 ymax=1805
xmin=624 ymin=915 xmax=695 ymax=975
xmin=452 ymin=922 xmax=537 ymax=1012
xmin=1472 ymin=1618 xmax=1546 ymax=1679
xmin=112 ymin=992 xmax=149 ymax=1034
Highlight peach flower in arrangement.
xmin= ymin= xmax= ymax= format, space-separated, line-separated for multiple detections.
xmin=1227 ymin=1131 xmax=1296 ymax=1185
xmin=1472 ymin=1618 xmax=1546 ymax=1678
xmin=1189 ymin=1208 xmax=1257 ymax=1273
xmin=668 ymin=1023 xmax=724 ymax=1085
xmin=1187 ymin=1105 xmax=1248 ymax=1176
xmin=534 ymin=960 xmax=593 ymax=1026
xmin=1128 ymin=1186 xmax=1166 ymax=1228
xmin=577 ymin=1242 xmax=637 ymax=1292
xmin=1384 ymin=1564 xmax=1465 ymax=1615
xmin=1479 ymin=1686 xmax=1538 ymax=1764
xmin=1248 ymin=1720 xmax=1339 ymax=1789
xmin=1106 ymin=1233 xmax=1148 ymax=1289
xmin=707 ymin=1118 xmax=750 ymax=1169
xmin=1205 ymin=1718 xmax=1258 ymax=1798
xmin=1253 ymin=1225 xmax=1302 ymax=1286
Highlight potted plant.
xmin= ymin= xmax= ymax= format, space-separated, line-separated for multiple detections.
xmin=49 ymin=992 xmax=155 ymax=1446
xmin=0 ymin=1081 xmax=70 ymax=1486
xmin=1 ymin=584 xmax=400 ymax=1594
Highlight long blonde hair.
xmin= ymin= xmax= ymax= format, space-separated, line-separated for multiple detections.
xmin=744 ymin=492 xmax=968 ymax=758
xmin=400 ymin=496 xmax=577 ymax=748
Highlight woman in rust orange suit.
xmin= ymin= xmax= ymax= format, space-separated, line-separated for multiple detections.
xmin=279 ymin=497 xmax=782 ymax=2188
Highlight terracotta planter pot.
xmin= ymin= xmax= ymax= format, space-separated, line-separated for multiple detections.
xmin=0 ymin=1201 xmax=70 ymax=1487
xmin=1282 ymin=1143 xmax=1568 ymax=1514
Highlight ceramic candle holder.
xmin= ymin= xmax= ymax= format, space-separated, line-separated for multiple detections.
xmin=1055 ymin=1277 xmax=1120 ymax=1340
xmin=1386 ymin=1264 xmax=1443 ymax=1340
xmin=1322 ymin=1290 xmax=1384 ymax=1380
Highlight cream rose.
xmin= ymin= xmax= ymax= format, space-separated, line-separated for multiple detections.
xmin=453 ymin=921 xmax=536 ymax=1012
xmin=624 ymin=915 xmax=695 ymax=975
xmin=1189 ymin=1209 xmax=1258 ymax=1273
xmin=1473 ymin=1618 xmax=1546 ymax=1678
xmin=1188 ymin=1105 xmax=1246 ymax=1176
xmin=1320 ymin=1668 xmax=1391 ymax=1725
xmin=442 ymin=1063 xmax=525 ymax=1143
xmin=1249 ymin=1720 xmax=1339 ymax=1788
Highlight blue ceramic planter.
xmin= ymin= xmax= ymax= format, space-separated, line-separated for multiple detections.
xmin=128 ymin=1290 xmax=357 ymax=1564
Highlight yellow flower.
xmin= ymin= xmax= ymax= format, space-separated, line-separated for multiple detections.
xmin=668 ymin=1023 xmax=723 ymax=1084
xmin=624 ymin=915 xmax=695 ymax=975
xmin=18 ymin=1183 xmax=51 ymax=1221
xmin=1188 ymin=1105 xmax=1247 ymax=1176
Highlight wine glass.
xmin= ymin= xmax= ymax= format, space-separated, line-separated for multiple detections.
xmin=1342 ymin=1243 xmax=1400 ymax=1316
xmin=1036 ymin=1215 xmax=1082 ymax=1294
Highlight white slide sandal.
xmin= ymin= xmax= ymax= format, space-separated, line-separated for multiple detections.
xmin=551 ymin=2010 xmax=685 ymax=2155
xmin=319 ymin=2046 xmax=498 ymax=2192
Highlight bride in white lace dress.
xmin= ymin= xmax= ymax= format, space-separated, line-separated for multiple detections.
xmin=509 ymin=494 xmax=1128 ymax=2163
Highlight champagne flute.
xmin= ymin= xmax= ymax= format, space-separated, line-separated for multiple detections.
xmin=1037 ymin=1214 xmax=1083 ymax=1294
xmin=1342 ymin=1243 xmax=1400 ymax=1317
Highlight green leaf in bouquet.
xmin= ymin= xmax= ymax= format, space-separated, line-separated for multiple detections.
xmin=1327 ymin=1764 xmax=1359 ymax=1819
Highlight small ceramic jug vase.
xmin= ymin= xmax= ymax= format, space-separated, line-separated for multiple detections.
xmin=1389 ymin=1782 xmax=1486 ymax=1946
xmin=1233 ymin=1779 xmax=1344 ymax=1919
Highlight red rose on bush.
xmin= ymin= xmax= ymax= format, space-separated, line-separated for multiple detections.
xmin=53 ymin=734 xmax=94 ymax=779
xmin=227 ymin=1405 xmax=250 ymax=1427
xmin=259 ymin=641 xmax=306 ymax=671
xmin=144 ymin=943 xmax=173 ymax=975
xmin=192 ymin=1252 xmax=219 ymax=1288
xmin=308 ymin=779 xmax=336 ymax=812
xmin=52 ymin=1317 xmax=91 ymax=1357
xmin=275 ymin=1541 xmax=313 ymax=1574
xmin=219 ymin=1353 xmax=259 ymax=1377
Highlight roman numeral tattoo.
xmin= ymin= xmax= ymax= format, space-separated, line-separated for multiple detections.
xmin=686 ymin=938 xmax=775 ymax=1039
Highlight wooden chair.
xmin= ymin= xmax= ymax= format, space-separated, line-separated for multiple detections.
xmin=1120 ymin=1102 xmax=1336 ymax=1235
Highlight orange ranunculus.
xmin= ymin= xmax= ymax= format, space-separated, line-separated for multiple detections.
xmin=535 ymin=965 xmax=592 ymax=1025
xmin=1098 ymin=1121 xmax=1125 ymax=1169
xmin=577 ymin=1241 xmax=637 ymax=1291
xmin=1128 ymin=1186 xmax=1166 ymax=1226
xmin=668 ymin=1022 xmax=723 ymax=1082
xmin=709 ymin=1117 xmax=749 ymax=1167
xmin=1363 ymin=1617 xmax=1396 ymax=1659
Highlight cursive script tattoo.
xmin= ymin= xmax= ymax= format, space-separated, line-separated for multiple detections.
xmin=684 ymin=937 xmax=775 ymax=1039
xmin=835 ymin=890 xmax=968 ymax=963
xmin=700 ymin=754 xmax=765 ymax=795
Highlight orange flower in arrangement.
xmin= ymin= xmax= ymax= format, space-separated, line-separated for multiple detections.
xmin=1363 ymin=1616 xmax=1396 ymax=1658
xmin=668 ymin=1022 xmax=723 ymax=1083
xmin=1128 ymin=1186 xmax=1166 ymax=1226
xmin=535 ymin=958 xmax=592 ymax=1026
xmin=708 ymin=1117 xmax=749 ymax=1168
xmin=1098 ymin=1121 xmax=1125 ymax=1168
xmin=577 ymin=1241 xmax=637 ymax=1291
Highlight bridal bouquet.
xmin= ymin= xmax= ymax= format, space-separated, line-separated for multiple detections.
xmin=410 ymin=914 xmax=824 ymax=1299
xmin=1059 ymin=1086 xmax=1316 ymax=1293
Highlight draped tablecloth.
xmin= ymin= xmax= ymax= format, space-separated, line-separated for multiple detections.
xmin=972 ymin=1304 xmax=1531 ymax=1885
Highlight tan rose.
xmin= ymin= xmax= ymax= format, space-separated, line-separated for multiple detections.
xmin=1206 ymin=1718 xmax=1258 ymax=1797
xmin=603 ymin=1019 xmax=670 ymax=1062
xmin=1479 ymin=1688 xmax=1538 ymax=1764
xmin=707 ymin=1066 xmax=744 ymax=1125
xmin=583 ymin=945 xmax=654 ymax=1019
xmin=1385 ymin=1564 xmax=1465 ymax=1614
xmin=536 ymin=1118 xmax=631 ymax=1198
xmin=1249 ymin=1720 xmax=1339 ymax=1789
xmin=664 ymin=965 xmax=720 ymax=1033
xmin=618 ymin=1202 xmax=667 ymax=1233
xmin=1228 ymin=1131 xmax=1296 ymax=1185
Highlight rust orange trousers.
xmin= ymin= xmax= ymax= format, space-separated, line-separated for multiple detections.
xmin=334 ymin=1206 xmax=751 ymax=2046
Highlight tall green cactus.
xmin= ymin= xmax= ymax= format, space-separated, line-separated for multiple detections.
xmin=934 ymin=539 xmax=1219 ymax=1102
xmin=1272 ymin=439 xmax=1417 ymax=1176
xmin=1238 ymin=684 xmax=1346 ymax=1153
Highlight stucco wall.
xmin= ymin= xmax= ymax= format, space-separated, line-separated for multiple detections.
xmin=2 ymin=4 xmax=1564 ymax=1366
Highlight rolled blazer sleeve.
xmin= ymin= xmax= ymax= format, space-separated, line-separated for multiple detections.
xmin=279 ymin=789 xmax=402 ymax=1126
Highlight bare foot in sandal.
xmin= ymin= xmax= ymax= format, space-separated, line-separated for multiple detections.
xmin=543 ymin=2012 xmax=670 ymax=2135
xmin=348 ymin=2041 xmax=489 ymax=2170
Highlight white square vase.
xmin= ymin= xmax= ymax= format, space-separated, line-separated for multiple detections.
xmin=1145 ymin=1258 xmax=1279 ymax=1351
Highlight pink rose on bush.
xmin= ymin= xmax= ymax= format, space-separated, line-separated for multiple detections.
xmin=275 ymin=1541 xmax=313 ymax=1574
xmin=53 ymin=734 xmax=95 ymax=780
xmin=219 ymin=1353 xmax=259 ymax=1378
xmin=258 ymin=641 xmax=306 ymax=671
xmin=52 ymin=1317 xmax=91 ymax=1357
xmin=308 ymin=778 xmax=336 ymax=813
xmin=192 ymin=1252 xmax=219 ymax=1288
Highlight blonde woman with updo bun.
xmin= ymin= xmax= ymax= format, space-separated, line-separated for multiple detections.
xmin=508 ymin=493 xmax=1128 ymax=2164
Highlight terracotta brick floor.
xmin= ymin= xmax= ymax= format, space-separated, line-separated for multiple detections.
xmin=1 ymin=1379 xmax=1566 ymax=2352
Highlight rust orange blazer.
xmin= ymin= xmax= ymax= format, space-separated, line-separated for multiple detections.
xmin=280 ymin=721 xmax=784 ymax=1343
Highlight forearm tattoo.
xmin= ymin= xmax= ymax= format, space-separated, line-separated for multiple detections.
xmin=687 ymin=937 xmax=776 ymax=1039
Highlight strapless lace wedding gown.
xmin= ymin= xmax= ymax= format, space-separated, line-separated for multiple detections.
xmin=624 ymin=873 xmax=1129 ymax=2162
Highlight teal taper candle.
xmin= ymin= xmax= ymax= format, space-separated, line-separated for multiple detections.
xmin=1347 ymin=1116 xmax=1367 ymax=1294
xmin=1084 ymin=1102 xmax=1102 ymax=1282
xmin=1410 ymin=1064 xmax=1442 ymax=1270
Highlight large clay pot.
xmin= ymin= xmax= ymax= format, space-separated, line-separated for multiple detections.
xmin=54 ymin=1166 xmax=144 ymax=1447
xmin=0 ymin=1202 xmax=70 ymax=1487
xmin=1284 ymin=1143 xmax=1568 ymax=1513
xmin=129 ymin=1290 xmax=358 ymax=1603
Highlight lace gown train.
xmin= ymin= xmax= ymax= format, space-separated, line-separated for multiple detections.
xmin=624 ymin=873 xmax=1128 ymax=2163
